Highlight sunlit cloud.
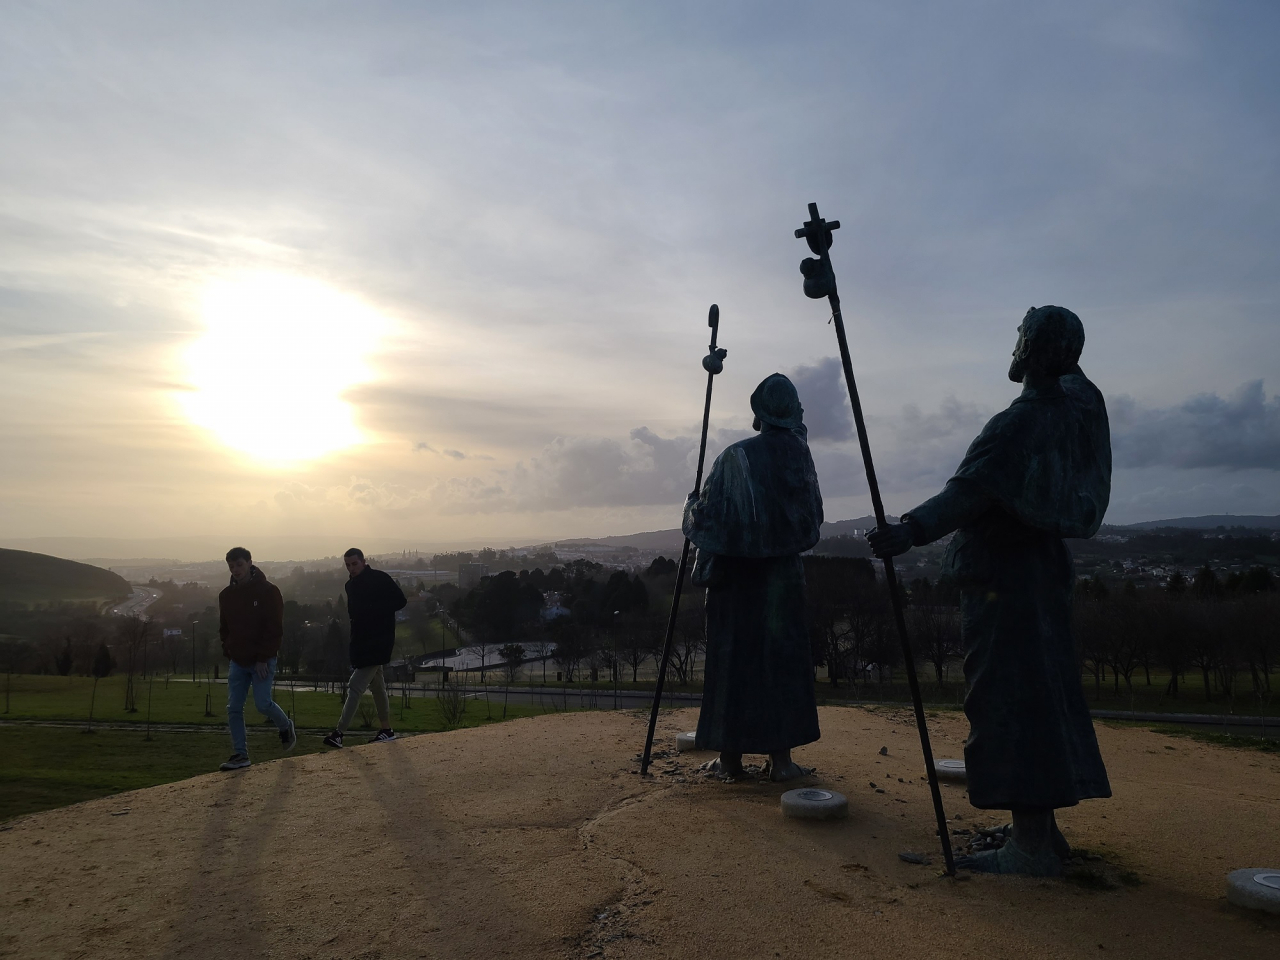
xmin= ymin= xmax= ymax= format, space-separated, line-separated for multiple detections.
xmin=180 ymin=273 xmax=390 ymax=464
xmin=0 ymin=3 xmax=1278 ymax=545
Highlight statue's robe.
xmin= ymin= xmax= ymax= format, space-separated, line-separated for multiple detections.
xmin=905 ymin=367 xmax=1113 ymax=810
xmin=683 ymin=423 xmax=823 ymax=754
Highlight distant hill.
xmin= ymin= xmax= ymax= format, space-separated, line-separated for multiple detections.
xmin=1120 ymin=515 xmax=1280 ymax=531
xmin=526 ymin=516 xmax=898 ymax=557
xmin=0 ymin=548 xmax=132 ymax=605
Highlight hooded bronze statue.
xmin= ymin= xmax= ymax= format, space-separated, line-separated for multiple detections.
xmin=870 ymin=305 xmax=1112 ymax=876
xmin=683 ymin=373 xmax=824 ymax=781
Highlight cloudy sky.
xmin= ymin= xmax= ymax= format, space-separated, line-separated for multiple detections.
xmin=2 ymin=1 xmax=1278 ymax=550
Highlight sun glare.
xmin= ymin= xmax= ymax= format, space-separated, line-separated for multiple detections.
xmin=182 ymin=273 xmax=388 ymax=463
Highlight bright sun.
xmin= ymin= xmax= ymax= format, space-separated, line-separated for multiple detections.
xmin=182 ymin=273 xmax=388 ymax=463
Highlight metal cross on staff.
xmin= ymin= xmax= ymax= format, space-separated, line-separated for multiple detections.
xmin=795 ymin=202 xmax=956 ymax=875
xmin=640 ymin=304 xmax=727 ymax=776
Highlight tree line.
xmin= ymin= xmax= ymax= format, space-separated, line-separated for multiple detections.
xmin=4 ymin=553 xmax=1275 ymax=711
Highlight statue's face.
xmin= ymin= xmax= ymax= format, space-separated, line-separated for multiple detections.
xmin=1008 ymin=321 xmax=1029 ymax=383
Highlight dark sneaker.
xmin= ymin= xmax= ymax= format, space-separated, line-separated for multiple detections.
xmin=370 ymin=729 xmax=396 ymax=743
xmin=280 ymin=718 xmax=297 ymax=753
xmin=219 ymin=754 xmax=250 ymax=771
xmin=322 ymin=730 xmax=343 ymax=748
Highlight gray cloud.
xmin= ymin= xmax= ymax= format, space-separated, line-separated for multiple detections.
xmin=1112 ymin=380 xmax=1280 ymax=470
xmin=788 ymin=357 xmax=854 ymax=442
xmin=2 ymin=3 xmax=1279 ymax=536
xmin=506 ymin=426 xmax=700 ymax=512
xmin=413 ymin=441 xmax=493 ymax=461
xmin=270 ymin=379 xmax=1280 ymax=526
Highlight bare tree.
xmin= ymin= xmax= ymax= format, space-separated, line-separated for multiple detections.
xmin=620 ymin=619 xmax=658 ymax=682
xmin=116 ymin=615 xmax=151 ymax=713
xmin=908 ymin=602 xmax=962 ymax=691
xmin=525 ymin=635 xmax=554 ymax=683
xmin=668 ymin=603 xmax=704 ymax=686
xmin=469 ymin=637 xmax=496 ymax=684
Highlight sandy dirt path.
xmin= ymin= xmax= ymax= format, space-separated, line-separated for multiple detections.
xmin=1 ymin=706 xmax=1277 ymax=959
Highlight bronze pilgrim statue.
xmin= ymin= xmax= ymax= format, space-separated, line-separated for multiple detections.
xmin=683 ymin=373 xmax=824 ymax=782
xmin=869 ymin=305 xmax=1112 ymax=876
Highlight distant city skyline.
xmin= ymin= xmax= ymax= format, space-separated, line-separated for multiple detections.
xmin=2 ymin=2 xmax=1278 ymax=544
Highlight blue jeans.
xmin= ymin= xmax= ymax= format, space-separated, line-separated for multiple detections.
xmin=227 ymin=658 xmax=291 ymax=757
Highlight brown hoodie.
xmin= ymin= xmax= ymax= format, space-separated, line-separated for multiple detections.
xmin=218 ymin=565 xmax=284 ymax=667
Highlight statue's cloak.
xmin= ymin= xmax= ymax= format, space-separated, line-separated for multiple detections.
xmin=683 ymin=426 xmax=823 ymax=754
xmin=907 ymin=369 xmax=1113 ymax=809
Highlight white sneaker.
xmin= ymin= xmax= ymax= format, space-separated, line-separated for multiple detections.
xmin=280 ymin=718 xmax=297 ymax=753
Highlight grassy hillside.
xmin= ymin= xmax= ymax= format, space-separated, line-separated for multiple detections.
xmin=0 ymin=548 xmax=132 ymax=605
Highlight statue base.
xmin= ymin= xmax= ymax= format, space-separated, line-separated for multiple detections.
xmin=781 ymin=788 xmax=848 ymax=820
xmin=1226 ymin=869 xmax=1280 ymax=914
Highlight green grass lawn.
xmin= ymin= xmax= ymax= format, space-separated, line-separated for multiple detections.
xmin=0 ymin=674 xmax=564 ymax=822
xmin=0 ymin=726 xmax=327 ymax=822
xmin=812 ymin=672 xmax=1279 ymax=716
xmin=0 ymin=674 xmax=543 ymax=732
xmin=395 ymin=617 xmax=454 ymax=652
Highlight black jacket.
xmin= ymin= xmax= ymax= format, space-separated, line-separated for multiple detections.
xmin=345 ymin=568 xmax=408 ymax=668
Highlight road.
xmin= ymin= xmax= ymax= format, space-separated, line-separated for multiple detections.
xmin=110 ymin=586 xmax=163 ymax=618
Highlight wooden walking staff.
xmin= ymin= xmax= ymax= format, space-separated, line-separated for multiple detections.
xmin=794 ymin=203 xmax=956 ymax=875
xmin=640 ymin=304 xmax=727 ymax=777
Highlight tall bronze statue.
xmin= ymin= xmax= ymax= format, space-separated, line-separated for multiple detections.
xmin=683 ymin=373 xmax=824 ymax=782
xmin=869 ymin=305 xmax=1112 ymax=876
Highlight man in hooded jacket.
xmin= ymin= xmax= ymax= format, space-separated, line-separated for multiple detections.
xmin=323 ymin=548 xmax=408 ymax=747
xmin=683 ymin=373 xmax=824 ymax=782
xmin=218 ymin=546 xmax=296 ymax=771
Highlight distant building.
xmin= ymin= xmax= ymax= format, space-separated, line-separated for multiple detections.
xmin=541 ymin=591 xmax=570 ymax=620
xmin=459 ymin=563 xmax=489 ymax=589
xmin=385 ymin=659 xmax=415 ymax=682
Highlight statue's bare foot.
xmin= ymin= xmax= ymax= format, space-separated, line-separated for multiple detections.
xmin=999 ymin=820 xmax=1070 ymax=859
xmin=766 ymin=758 xmax=815 ymax=782
xmin=700 ymin=755 xmax=745 ymax=779
xmin=956 ymin=838 xmax=1063 ymax=877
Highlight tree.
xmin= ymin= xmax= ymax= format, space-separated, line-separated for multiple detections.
xmin=322 ymin=619 xmax=348 ymax=679
xmin=54 ymin=637 xmax=74 ymax=676
xmin=1192 ymin=565 xmax=1220 ymax=598
xmin=645 ymin=556 xmax=678 ymax=578
xmin=804 ymin=556 xmax=877 ymax=688
xmin=551 ymin=621 xmax=589 ymax=682
xmin=908 ymin=598 xmax=962 ymax=691
xmin=279 ymin=600 xmax=306 ymax=674
xmin=2 ymin=638 xmax=28 ymax=714
xmin=619 ymin=620 xmax=658 ymax=682
xmin=499 ymin=643 xmax=525 ymax=685
xmin=525 ymin=635 xmax=554 ymax=683
xmin=92 ymin=642 xmax=115 ymax=678
xmin=1185 ymin=600 xmax=1221 ymax=701
xmin=667 ymin=600 xmax=705 ymax=685
xmin=86 ymin=641 xmax=114 ymax=732
xmin=116 ymin=615 xmax=151 ymax=713
xmin=457 ymin=571 xmax=544 ymax=682
xmin=1074 ymin=584 xmax=1113 ymax=700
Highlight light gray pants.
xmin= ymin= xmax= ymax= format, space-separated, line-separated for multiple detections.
xmin=336 ymin=665 xmax=391 ymax=733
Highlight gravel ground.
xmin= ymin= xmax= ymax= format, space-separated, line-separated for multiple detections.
xmin=1 ymin=706 xmax=1278 ymax=959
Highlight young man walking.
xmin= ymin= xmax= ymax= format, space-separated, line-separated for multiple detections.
xmin=323 ymin=548 xmax=408 ymax=747
xmin=218 ymin=546 xmax=296 ymax=770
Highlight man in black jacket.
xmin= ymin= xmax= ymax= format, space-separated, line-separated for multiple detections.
xmin=323 ymin=548 xmax=408 ymax=747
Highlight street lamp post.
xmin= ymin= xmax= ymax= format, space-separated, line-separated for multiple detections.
xmin=190 ymin=620 xmax=199 ymax=683
xmin=612 ymin=610 xmax=620 ymax=711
